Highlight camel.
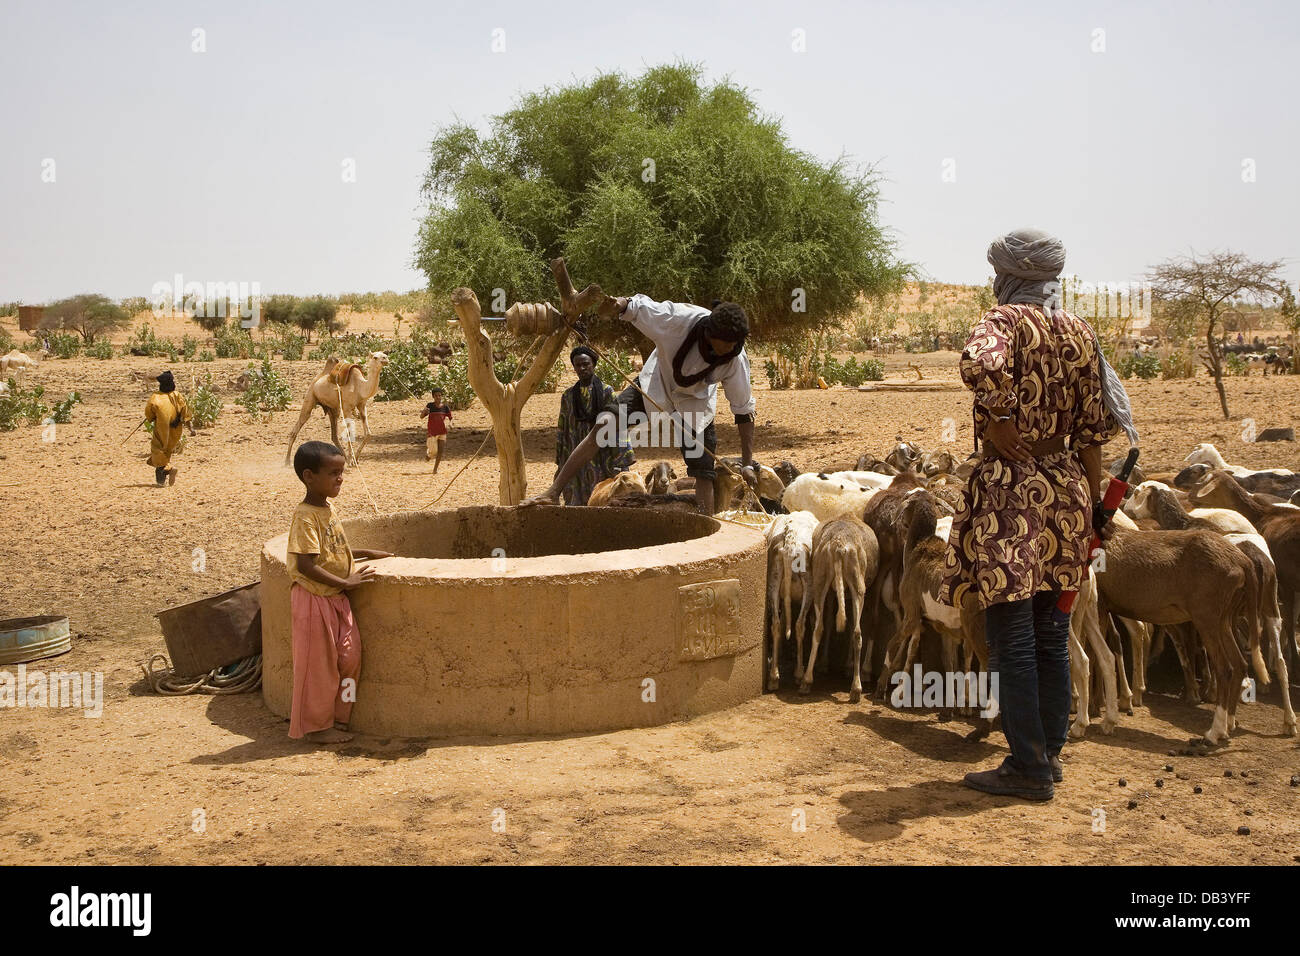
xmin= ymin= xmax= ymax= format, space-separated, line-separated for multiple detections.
xmin=1 ymin=349 xmax=39 ymax=379
xmin=284 ymin=352 xmax=388 ymax=465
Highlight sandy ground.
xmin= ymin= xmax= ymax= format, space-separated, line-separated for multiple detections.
xmin=2 ymin=344 xmax=1299 ymax=865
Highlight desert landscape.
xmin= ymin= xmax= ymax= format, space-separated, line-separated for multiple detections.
xmin=2 ymin=313 xmax=1298 ymax=865
xmin=3 ymin=3 xmax=1297 ymax=887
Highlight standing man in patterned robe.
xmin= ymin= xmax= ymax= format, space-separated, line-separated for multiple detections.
xmin=939 ymin=228 xmax=1124 ymax=801
xmin=555 ymin=345 xmax=635 ymax=505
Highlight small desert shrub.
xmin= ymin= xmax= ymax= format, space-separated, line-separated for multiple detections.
xmin=125 ymin=323 xmax=176 ymax=358
xmin=198 ymin=349 xmax=215 ymax=362
xmin=1225 ymin=353 xmax=1250 ymax=376
xmin=1118 ymin=353 xmax=1161 ymax=380
xmin=0 ymin=327 xmax=14 ymax=353
xmin=45 ymin=330 xmax=82 ymax=358
xmin=533 ymin=357 xmax=563 ymax=394
xmin=239 ymin=359 xmax=292 ymax=417
xmin=431 ymin=352 xmax=477 ymax=410
xmin=595 ymin=346 xmax=638 ymax=386
xmin=1161 ymin=351 xmax=1195 ymax=379
xmin=214 ymin=321 xmax=255 ymax=359
xmin=309 ymin=332 xmax=385 ymax=364
xmin=764 ymin=337 xmax=824 ymax=390
xmin=189 ymin=373 xmax=222 ymax=428
xmin=180 ymin=334 xmax=200 ymax=361
xmin=273 ymin=329 xmax=306 ymax=361
xmin=124 ymin=323 xmax=158 ymax=356
xmin=821 ymin=355 xmax=863 ymax=387
xmin=0 ymin=378 xmax=50 ymax=430
xmin=825 ymin=354 xmax=884 ymax=386
xmin=376 ymin=341 xmax=436 ymax=401
xmin=86 ymin=339 xmax=115 ymax=359
xmin=49 ymin=391 xmax=82 ymax=424
xmin=763 ymin=356 xmax=789 ymax=390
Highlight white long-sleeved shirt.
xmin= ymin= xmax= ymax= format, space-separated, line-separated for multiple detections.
xmin=619 ymin=294 xmax=756 ymax=430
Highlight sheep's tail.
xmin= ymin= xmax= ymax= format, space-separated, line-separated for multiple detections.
xmin=782 ymin=550 xmax=794 ymax=642
xmin=1251 ymin=642 xmax=1270 ymax=687
xmin=1244 ymin=564 xmax=1268 ymax=687
xmin=834 ymin=550 xmax=848 ymax=632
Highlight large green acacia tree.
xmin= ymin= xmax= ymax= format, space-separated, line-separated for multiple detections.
xmin=414 ymin=63 xmax=907 ymax=348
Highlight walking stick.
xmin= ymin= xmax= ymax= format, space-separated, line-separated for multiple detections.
xmin=1057 ymin=445 xmax=1140 ymax=613
xmin=121 ymin=419 xmax=148 ymax=444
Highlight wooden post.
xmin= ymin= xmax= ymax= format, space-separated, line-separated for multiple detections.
xmin=450 ymin=258 xmax=606 ymax=505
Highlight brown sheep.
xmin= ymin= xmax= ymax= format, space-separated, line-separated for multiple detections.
xmin=1094 ymin=528 xmax=1262 ymax=744
xmin=1188 ymin=469 xmax=1300 ymax=668
xmin=587 ymin=470 xmax=648 ymax=507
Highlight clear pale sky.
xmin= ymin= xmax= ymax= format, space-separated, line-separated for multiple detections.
xmin=2 ymin=0 xmax=1295 ymax=302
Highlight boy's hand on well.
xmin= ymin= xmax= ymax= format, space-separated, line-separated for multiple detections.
xmin=344 ymin=565 xmax=377 ymax=588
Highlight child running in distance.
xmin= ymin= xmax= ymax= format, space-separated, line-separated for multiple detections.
xmin=421 ymin=387 xmax=453 ymax=473
xmin=287 ymin=440 xmax=393 ymax=744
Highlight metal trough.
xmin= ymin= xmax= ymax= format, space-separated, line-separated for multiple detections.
xmin=0 ymin=615 xmax=72 ymax=665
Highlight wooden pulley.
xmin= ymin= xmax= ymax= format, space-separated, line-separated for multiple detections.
xmin=504 ymin=301 xmax=564 ymax=336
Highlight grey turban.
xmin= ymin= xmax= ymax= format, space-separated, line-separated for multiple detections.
xmin=986 ymin=227 xmax=1139 ymax=445
xmin=987 ymin=227 xmax=1067 ymax=312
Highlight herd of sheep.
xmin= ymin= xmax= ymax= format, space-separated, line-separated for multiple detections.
xmin=596 ymin=439 xmax=1300 ymax=749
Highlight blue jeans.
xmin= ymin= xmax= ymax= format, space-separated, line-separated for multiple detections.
xmin=985 ymin=590 xmax=1071 ymax=782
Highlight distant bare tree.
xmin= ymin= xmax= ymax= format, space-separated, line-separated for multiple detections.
xmin=1148 ymin=251 xmax=1287 ymax=419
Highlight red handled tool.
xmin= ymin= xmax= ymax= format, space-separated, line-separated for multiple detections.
xmin=1057 ymin=445 xmax=1140 ymax=613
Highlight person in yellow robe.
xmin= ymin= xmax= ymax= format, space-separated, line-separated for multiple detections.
xmin=144 ymin=371 xmax=195 ymax=486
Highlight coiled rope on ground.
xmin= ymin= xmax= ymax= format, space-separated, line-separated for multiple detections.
xmin=141 ymin=652 xmax=262 ymax=695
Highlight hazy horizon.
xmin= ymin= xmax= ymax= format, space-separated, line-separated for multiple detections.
xmin=2 ymin=0 xmax=1296 ymax=303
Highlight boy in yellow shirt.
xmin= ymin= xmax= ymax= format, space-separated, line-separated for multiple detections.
xmin=287 ymin=440 xmax=392 ymax=743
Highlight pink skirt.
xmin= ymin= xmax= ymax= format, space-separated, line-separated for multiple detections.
xmin=289 ymin=586 xmax=362 ymax=738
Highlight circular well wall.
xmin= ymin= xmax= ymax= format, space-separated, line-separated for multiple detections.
xmin=261 ymin=506 xmax=766 ymax=737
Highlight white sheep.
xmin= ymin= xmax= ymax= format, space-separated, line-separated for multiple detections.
xmin=764 ymin=510 xmax=819 ymax=690
xmin=1184 ymin=442 xmax=1293 ymax=478
xmin=781 ymin=473 xmax=881 ymax=523
xmin=1124 ymin=480 xmax=1255 ymax=534
xmin=824 ymin=470 xmax=895 ymax=491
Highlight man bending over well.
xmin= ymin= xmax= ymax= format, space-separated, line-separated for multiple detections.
xmin=525 ymin=295 xmax=756 ymax=514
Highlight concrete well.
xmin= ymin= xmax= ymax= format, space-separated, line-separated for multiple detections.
xmin=261 ymin=506 xmax=766 ymax=737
